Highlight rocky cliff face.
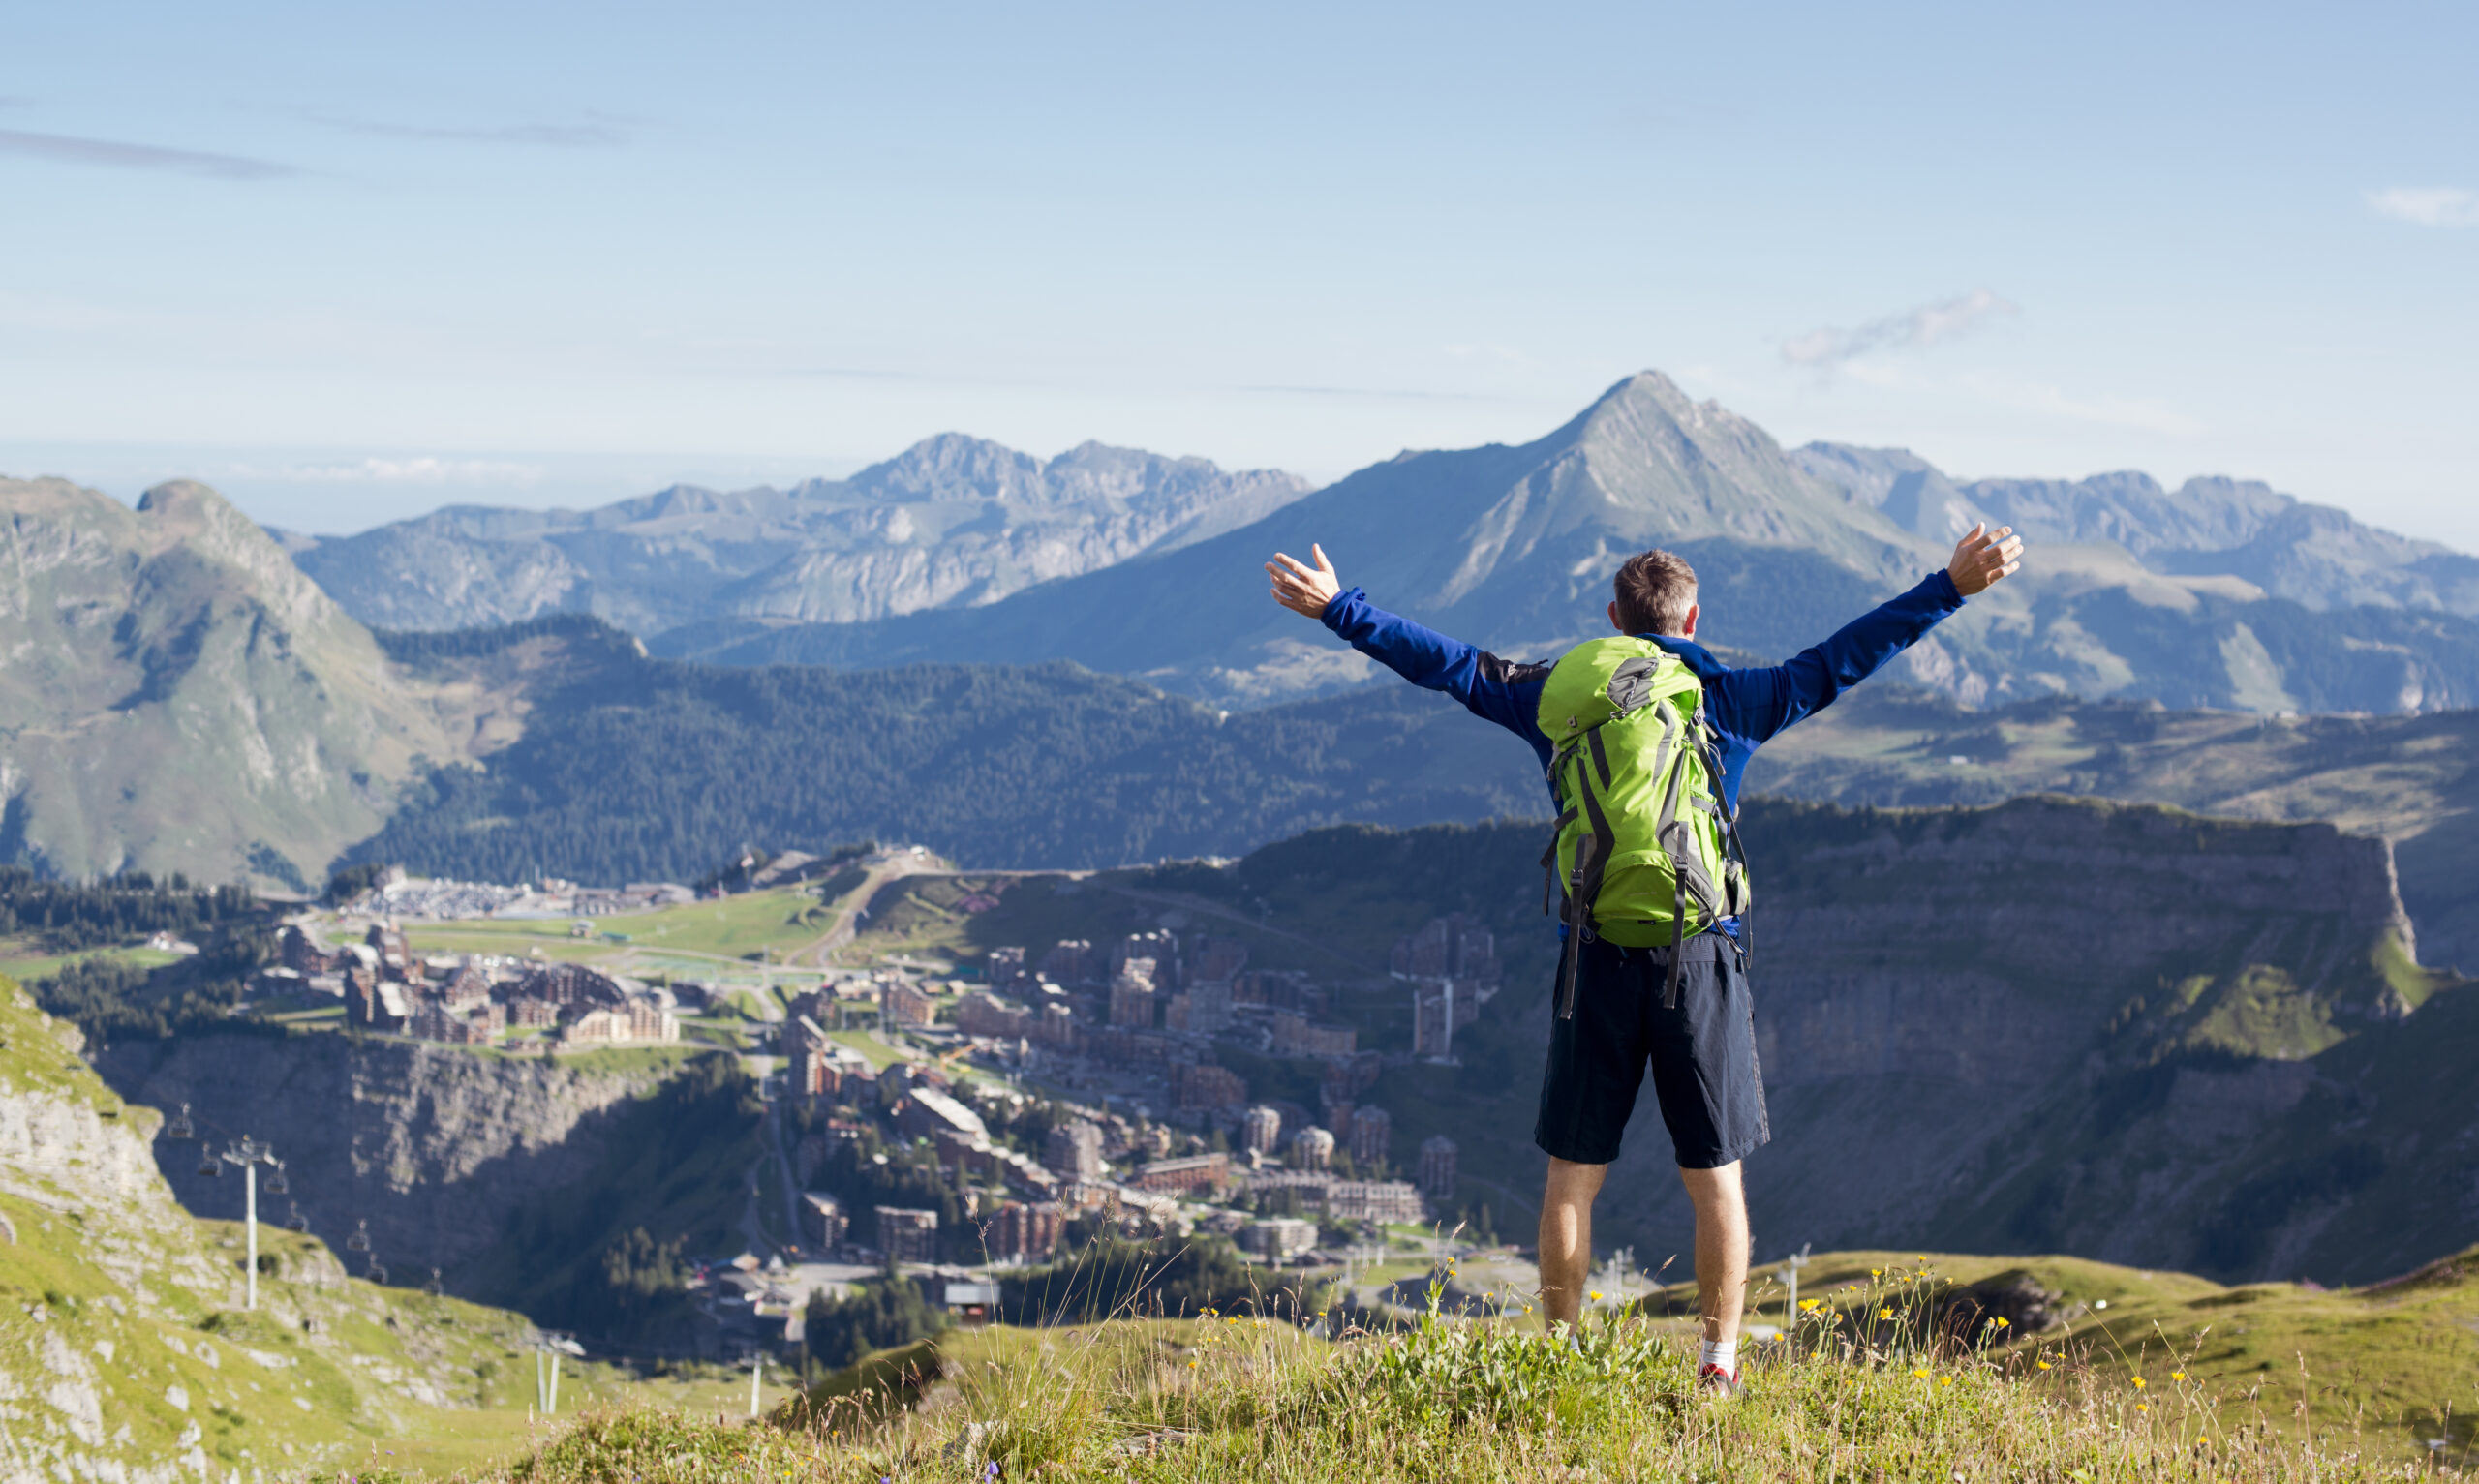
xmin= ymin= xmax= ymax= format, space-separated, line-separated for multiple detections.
xmin=1719 ymin=797 xmax=2437 ymax=1282
xmin=0 ymin=981 xmax=545 ymax=1482
xmin=1238 ymin=798 xmax=2457 ymax=1287
xmin=93 ymin=1036 xmax=699 ymax=1285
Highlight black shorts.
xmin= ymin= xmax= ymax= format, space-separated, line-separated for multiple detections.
xmin=1532 ymin=930 xmax=1769 ymax=1170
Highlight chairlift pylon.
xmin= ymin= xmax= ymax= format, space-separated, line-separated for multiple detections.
xmin=346 ymin=1219 xmax=370 ymax=1253
xmin=168 ymin=1103 xmax=195 ymax=1140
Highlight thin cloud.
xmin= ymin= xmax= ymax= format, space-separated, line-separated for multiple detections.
xmin=0 ymin=128 xmax=294 ymax=180
xmin=1237 ymin=383 xmax=1518 ymax=404
xmin=1782 ymin=288 xmax=2019 ymax=372
xmin=232 ymin=456 xmax=546 ymax=485
xmin=2367 ymin=187 xmax=2479 ymax=227
xmin=321 ymin=114 xmax=627 ymax=147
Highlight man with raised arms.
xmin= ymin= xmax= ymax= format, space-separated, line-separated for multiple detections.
xmin=1264 ymin=525 xmax=2024 ymax=1396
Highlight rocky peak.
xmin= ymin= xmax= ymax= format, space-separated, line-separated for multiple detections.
xmin=848 ymin=433 xmax=1048 ymax=503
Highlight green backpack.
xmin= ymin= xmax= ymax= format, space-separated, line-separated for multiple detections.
xmin=1536 ymin=637 xmax=1752 ymax=1018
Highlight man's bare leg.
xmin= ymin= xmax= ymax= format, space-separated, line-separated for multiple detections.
xmin=1538 ymin=1156 xmax=1607 ymax=1332
xmin=1678 ymin=1161 xmax=1749 ymax=1344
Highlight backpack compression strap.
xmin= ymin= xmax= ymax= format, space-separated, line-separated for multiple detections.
xmin=1547 ymin=742 xmax=1620 ymax=1021
xmin=1651 ymin=713 xmax=1732 ymax=1009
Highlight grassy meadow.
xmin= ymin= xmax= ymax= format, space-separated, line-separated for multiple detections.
xmin=301 ymin=1247 xmax=2479 ymax=1481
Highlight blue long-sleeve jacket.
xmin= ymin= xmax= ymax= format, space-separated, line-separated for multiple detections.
xmin=1320 ymin=569 xmax=1967 ymax=813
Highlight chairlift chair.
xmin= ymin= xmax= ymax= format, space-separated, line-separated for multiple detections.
xmin=365 ymin=1258 xmax=388 ymax=1285
xmin=284 ymin=1202 xmax=308 ymax=1233
xmin=168 ymin=1103 xmax=195 ymax=1140
xmin=347 ymin=1219 xmax=371 ymax=1253
xmin=423 ymin=1268 xmax=443 ymax=1297
xmin=263 ymin=1161 xmax=288 ymax=1196
xmin=197 ymin=1149 xmax=222 ymax=1176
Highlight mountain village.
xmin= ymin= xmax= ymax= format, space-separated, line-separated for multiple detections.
xmin=239 ymin=851 xmax=1513 ymax=1361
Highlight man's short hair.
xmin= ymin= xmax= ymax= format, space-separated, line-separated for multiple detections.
xmin=1612 ymin=550 xmax=1698 ymax=635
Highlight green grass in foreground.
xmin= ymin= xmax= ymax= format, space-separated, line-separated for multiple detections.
xmin=319 ymin=1261 xmax=2475 ymax=1482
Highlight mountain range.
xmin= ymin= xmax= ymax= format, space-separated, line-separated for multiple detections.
xmin=639 ymin=374 xmax=2479 ymax=713
xmin=277 ymin=438 xmax=1307 ymax=637
xmin=260 ymin=372 xmax=2479 ymax=715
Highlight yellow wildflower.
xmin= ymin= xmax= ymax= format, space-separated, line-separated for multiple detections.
xmin=1589 ymin=1291 xmax=1602 ymax=1301
xmin=2171 ymin=1371 xmax=2187 ymax=1380
xmin=1939 ymin=1376 xmax=1952 ymax=1386
xmin=1879 ymin=1308 xmax=1895 ymax=1320
xmin=1913 ymin=1368 xmax=1932 ymax=1379
xmin=2136 ymin=1402 xmax=2149 ymax=1413
xmin=1992 ymin=1317 xmax=2009 ymax=1328
xmin=2130 ymin=1377 xmax=2146 ymax=1389
xmin=1799 ymin=1298 xmax=1820 ymax=1311
xmin=2036 ymin=1360 xmax=2052 ymax=1371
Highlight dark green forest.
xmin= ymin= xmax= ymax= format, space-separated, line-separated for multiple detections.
xmin=0 ymin=868 xmax=258 ymax=952
xmin=2 ymin=871 xmax=276 ymax=1043
xmin=348 ymin=617 xmax=1542 ymax=884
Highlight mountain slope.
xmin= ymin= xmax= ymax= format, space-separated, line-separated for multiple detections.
xmin=0 ymin=477 xmax=468 ymax=890
xmin=286 ymin=437 xmax=1309 ymax=636
xmin=654 ymin=373 xmax=2479 ymax=714
xmin=0 ymin=977 xmax=555 ymax=1480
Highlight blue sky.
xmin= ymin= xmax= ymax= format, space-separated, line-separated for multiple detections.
xmin=3 ymin=1 xmax=2474 ymax=544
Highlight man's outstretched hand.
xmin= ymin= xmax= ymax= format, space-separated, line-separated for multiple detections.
xmin=1267 ymin=544 xmax=1342 ymax=619
xmin=1946 ymin=523 xmax=2025 ymax=597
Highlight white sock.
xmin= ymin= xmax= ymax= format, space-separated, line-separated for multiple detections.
xmin=1699 ymin=1337 xmax=1737 ymax=1376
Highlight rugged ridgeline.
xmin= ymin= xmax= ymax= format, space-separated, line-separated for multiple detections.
xmin=1790 ymin=442 xmax=2479 ymax=617
xmin=0 ymin=476 xmax=480 ymax=889
xmin=1112 ymin=799 xmax=2464 ymax=1287
xmin=90 ymin=1036 xmax=758 ymax=1343
xmin=0 ymin=980 xmax=545 ymax=1480
xmin=653 ymin=373 xmax=2479 ymax=712
xmin=283 ymin=437 xmax=1309 ymax=635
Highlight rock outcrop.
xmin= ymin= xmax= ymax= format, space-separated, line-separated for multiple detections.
xmin=94 ymin=1035 xmax=699 ymax=1283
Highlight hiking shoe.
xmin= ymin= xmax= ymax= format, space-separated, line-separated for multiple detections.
xmin=1694 ymin=1363 xmax=1744 ymax=1401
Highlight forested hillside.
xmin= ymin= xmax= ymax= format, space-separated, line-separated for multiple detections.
xmin=347 ymin=617 xmax=1544 ymax=882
